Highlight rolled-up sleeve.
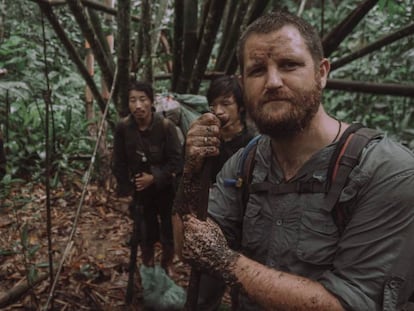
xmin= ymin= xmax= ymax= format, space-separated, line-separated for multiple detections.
xmin=319 ymin=138 xmax=414 ymax=310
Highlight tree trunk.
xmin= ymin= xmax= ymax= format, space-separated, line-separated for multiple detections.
xmin=172 ymin=0 xmax=184 ymax=91
xmin=331 ymin=22 xmax=414 ymax=71
xmin=216 ymin=0 xmax=238 ymax=63
xmin=160 ymin=31 xmax=173 ymax=73
xmin=175 ymin=0 xmax=198 ymax=93
xmin=225 ymin=0 xmax=270 ymax=74
xmin=85 ymin=40 xmax=96 ymax=138
xmin=214 ymin=0 xmax=248 ymax=72
xmin=151 ymin=0 xmax=170 ymax=56
xmin=197 ymin=0 xmax=211 ymax=47
xmin=66 ymin=0 xmax=114 ymax=91
xmin=0 ymin=0 xmax=5 ymax=42
xmin=327 ymin=79 xmax=414 ymax=97
xmin=131 ymin=15 xmax=143 ymax=74
xmin=36 ymin=1 xmax=115 ymax=131
xmin=322 ymin=0 xmax=379 ymax=57
xmin=116 ymin=0 xmax=131 ymax=116
xmin=141 ymin=0 xmax=153 ymax=82
xmin=189 ymin=0 xmax=227 ymax=94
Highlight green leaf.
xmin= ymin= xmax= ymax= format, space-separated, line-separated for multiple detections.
xmin=28 ymin=265 xmax=38 ymax=285
xmin=28 ymin=244 xmax=41 ymax=259
xmin=21 ymin=223 xmax=29 ymax=249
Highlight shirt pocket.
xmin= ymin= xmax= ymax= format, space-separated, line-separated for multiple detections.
xmin=148 ymin=144 xmax=164 ymax=163
xmin=242 ymin=202 xmax=272 ymax=258
xmin=296 ymin=209 xmax=338 ymax=265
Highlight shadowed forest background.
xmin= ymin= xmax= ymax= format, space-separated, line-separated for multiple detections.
xmin=1 ymin=0 xmax=414 ymax=310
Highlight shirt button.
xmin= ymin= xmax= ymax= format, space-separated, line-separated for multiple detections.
xmin=276 ymin=219 xmax=283 ymax=226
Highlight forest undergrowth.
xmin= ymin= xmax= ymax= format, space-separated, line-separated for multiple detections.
xmin=0 ymin=177 xmax=224 ymax=310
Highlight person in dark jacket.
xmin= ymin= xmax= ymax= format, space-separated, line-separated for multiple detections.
xmin=198 ymin=75 xmax=256 ymax=310
xmin=207 ymin=75 xmax=256 ymax=185
xmin=112 ymin=80 xmax=182 ymax=272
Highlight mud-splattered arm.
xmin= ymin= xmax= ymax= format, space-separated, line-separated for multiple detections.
xmin=172 ymin=113 xmax=221 ymax=254
xmin=180 ymin=215 xmax=345 ymax=311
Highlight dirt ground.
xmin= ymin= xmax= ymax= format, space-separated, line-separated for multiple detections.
xmin=0 ymin=179 xmax=229 ymax=310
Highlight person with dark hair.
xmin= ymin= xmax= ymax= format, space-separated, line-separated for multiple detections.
xmin=197 ymin=75 xmax=256 ymax=310
xmin=206 ymin=75 xmax=256 ymax=185
xmin=112 ymin=80 xmax=182 ymax=272
xmin=173 ymin=10 xmax=414 ymax=311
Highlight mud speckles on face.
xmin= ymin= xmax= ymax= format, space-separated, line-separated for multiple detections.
xmin=310 ymin=295 xmax=318 ymax=305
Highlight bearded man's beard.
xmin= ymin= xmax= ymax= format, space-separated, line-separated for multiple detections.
xmin=247 ymin=81 xmax=322 ymax=139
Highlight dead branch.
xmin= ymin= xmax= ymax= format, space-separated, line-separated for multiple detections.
xmin=34 ymin=0 xmax=140 ymax=22
xmin=326 ymin=79 xmax=414 ymax=97
xmin=0 ymin=272 xmax=48 ymax=308
xmin=331 ymin=22 xmax=414 ymax=70
xmin=66 ymin=0 xmax=114 ymax=92
xmin=36 ymin=1 xmax=115 ymax=131
xmin=322 ymin=0 xmax=378 ymax=57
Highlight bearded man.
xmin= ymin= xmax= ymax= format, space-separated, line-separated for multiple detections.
xmin=172 ymin=10 xmax=414 ymax=311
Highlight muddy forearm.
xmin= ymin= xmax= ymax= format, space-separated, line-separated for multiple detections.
xmin=176 ymin=215 xmax=343 ymax=310
xmin=172 ymin=168 xmax=202 ymax=216
xmin=172 ymin=163 xmax=204 ymax=257
xmin=229 ymin=255 xmax=345 ymax=311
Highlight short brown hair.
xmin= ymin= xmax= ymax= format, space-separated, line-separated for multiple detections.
xmin=237 ymin=10 xmax=324 ymax=73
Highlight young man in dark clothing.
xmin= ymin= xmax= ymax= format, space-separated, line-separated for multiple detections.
xmin=207 ymin=75 xmax=256 ymax=185
xmin=112 ymin=81 xmax=182 ymax=271
xmin=197 ymin=75 xmax=255 ymax=310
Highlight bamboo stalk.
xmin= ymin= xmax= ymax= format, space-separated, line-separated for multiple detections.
xmin=322 ymin=0 xmax=379 ymax=57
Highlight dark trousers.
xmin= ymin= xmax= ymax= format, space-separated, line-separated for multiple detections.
xmin=197 ymin=273 xmax=226 ymax=311
xmin=133 ymin=187 xmax=175 ymax=267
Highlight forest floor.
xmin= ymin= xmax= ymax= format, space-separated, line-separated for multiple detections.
xmin=0 ymin=177 xmax=230 ymax=310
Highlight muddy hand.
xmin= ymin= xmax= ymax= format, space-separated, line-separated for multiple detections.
xmin=184 ymin=112 xmax=221 ymax=174
xmin=181 ymin=215 xmax=240 ymax=284
xmin=172 ymin=113 xmax=220 ymax=218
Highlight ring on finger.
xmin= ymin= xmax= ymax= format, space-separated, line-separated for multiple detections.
xmin=204 ymin=137 xmax=208 ymax=144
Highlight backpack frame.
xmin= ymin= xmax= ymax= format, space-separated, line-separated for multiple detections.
xmin=223 ymin=123 xmax=382 ymax=235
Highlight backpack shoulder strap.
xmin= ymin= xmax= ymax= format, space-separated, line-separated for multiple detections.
xmin=162 ymin=116 xmax=169 ymax=133
xmin=223 ymin=135 xmax=261 ymax=210
xmin=325 ymin=125 xmax=382 ymax=234
xmin=223 ymin=135 xmax=261 ymax=188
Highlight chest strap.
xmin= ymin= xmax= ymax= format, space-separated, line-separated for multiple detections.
xmin=249 ymin=180 xmax=327 ymax=195
xmin=247 ymin=127 xmax=381 ymax=214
